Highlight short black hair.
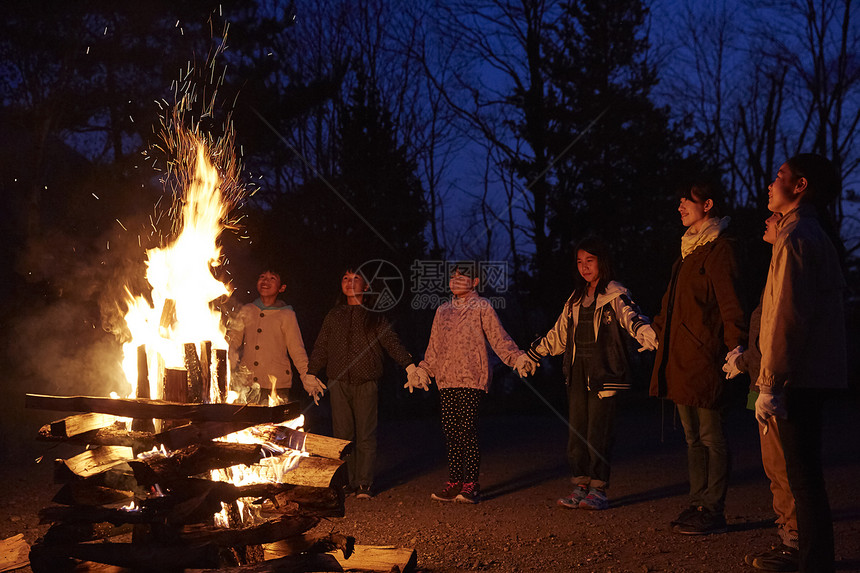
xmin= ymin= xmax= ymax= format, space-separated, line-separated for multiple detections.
xmin=448 ymin=261 xmax=479 ymax=279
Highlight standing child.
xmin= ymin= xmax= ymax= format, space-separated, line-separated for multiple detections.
xmin=411 ymin=262 xmax=533 ymax=504
xmin=753 ymin=154 xmax=847 ymax=573
xmin=226 ymin=268 xmax=326 ymax=405
xmin=522 ymin=237 xmax=657 ymax=510
xmin=308 ymin=267 xmax=419 ymax=499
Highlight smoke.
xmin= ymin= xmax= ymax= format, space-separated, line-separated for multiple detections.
xmin=0 ymin=222 xmax=148 ymax=462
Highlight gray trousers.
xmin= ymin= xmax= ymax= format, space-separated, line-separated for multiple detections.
xmin=676 ymin=404 xmax=730 ymax=514
xmin=330 ymin=380 xmax=378 ymax=488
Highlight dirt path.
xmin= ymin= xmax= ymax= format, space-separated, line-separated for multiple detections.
xmin=2 ymin=395 xmax=858 ymax=572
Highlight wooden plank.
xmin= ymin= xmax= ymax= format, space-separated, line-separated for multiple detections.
xmin=50 ymin=413 xmax=117 ymax=438
xmin=156 ymin=421 xmax=258 ymax=450
xmin=55 ymin=446 xmax=134 ymax=479
xmin=334 ymin=544 xmax=417 ymax=573
xmin=38 ymin=423 xmax=158 ymax=451
xmin=249 ymin=425 xmax=352 ymax=460
xmin=185 ymin=343 xmax=206 ymax=404
xmin=0 ymin=534 xmax=29 ymax=573
xmin=26 ymin=394 xmax=302 ymax=424
xmin=191 ymin=544 xmax=416 ymax=573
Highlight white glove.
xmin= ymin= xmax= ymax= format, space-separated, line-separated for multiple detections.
xmin=635 ymin=325 xmax=658 ymax=352
xmin=755 ymin=391 xmax=787 ymax=426
xmin=514 ymin=354 xmax=538 ymax=378
xmin=722 ymin=345 xmax=744 ymax=379
xmin=404 ymin=365 xmax=430 ymax=393
xmin=301 ymin=375 xmax=327 ymax=405
xmin=597 ymin=390 xmax=617 ymax=399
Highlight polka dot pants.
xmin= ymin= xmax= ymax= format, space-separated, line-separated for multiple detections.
xmin=440 ymin=387 xmax=483 ymax=483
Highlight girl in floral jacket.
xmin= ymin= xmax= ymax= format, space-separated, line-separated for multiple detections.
xmin=412 ymin=263 xmax=532 ymax=504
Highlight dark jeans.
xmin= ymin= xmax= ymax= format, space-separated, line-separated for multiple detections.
xmin=676 ymin=404 xmax=730 ymax=514
xmin=567 ymin=382 xmax=617 ymax=488
xmin=330 ymin=380 xmax=378 ymax=488
xmin=777 ymin=389 xmax=834 ymax=573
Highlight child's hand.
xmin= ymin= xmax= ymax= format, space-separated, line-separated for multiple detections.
xmin=404 ymin=365 xmax=431 ymax=393
xmin=514 ymin=354 xmax=538 ymax=378
xmin=301 ymin=375 xmax=327 ymax=405
xmin=722 ymin=345 xmax=744 ymax=379
xmin=635 ymin=324 xmax=658 ymax=352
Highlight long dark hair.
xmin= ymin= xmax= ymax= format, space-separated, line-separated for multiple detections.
xmin=785 ymin=153 xmax=845 ymax=263
xmin=570 ymin=237 xmax=614 ymax=305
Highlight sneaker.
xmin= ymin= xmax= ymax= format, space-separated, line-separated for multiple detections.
xmin=672 ymin=506 xmax=727 ymax=535
xmin=670 ymin=504 xmax=700 ymax=527
xmin=455 ymin=482 xmax=480 ymax=504
xmin=748 ymin=545 xmax=799 ymax=572
xmin=557 ymin=483 xmax=589 ymax=509
xmin=578 ymin=488 xmax=609 ymax=510
xmin=431 ymin=481 xmax=462 ymax=502
xmin=355 ymin=485 xmax=373 ymax=499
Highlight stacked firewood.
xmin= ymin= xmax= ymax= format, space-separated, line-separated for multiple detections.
xmin=26 ymin=393 xmax=416 ymax=572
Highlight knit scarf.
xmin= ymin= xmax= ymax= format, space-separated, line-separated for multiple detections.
xmin=680 ymin=216 xmax=730 ymax=259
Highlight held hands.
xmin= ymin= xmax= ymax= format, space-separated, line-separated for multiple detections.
xmin=404 ymin=364 xmax=431 ymax=393
xmin=302 ymin=375 xmax=327 ymax=405
xmin=722 ymin=346 xmax=744 ymax=379
xmin=514 ymin=354 xmax=538 ymax=378
xmin=754 ymin=390 xmax=788 ymax=426
xmin=635 ymin=325 xmax=658 ymax=352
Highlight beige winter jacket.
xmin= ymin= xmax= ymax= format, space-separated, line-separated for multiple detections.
xmin=757 ymin=204 xmax=847 ymax=392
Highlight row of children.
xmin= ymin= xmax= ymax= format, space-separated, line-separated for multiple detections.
xmin=226 ymin=152 xmax=845 ymax=573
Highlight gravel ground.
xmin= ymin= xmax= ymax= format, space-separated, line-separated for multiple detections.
xmin=1 ymin=392 xmax=858 ymax=573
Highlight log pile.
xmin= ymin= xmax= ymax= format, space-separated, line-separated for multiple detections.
xmin=26 ymin=393 xmax=416 ymax=572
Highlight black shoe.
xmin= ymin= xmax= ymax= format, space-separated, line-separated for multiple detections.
xmin=670 ymin=505 xmax=700 ymax=527
xmin=749 ymin=545 xmax=799 ymax=572
xmin=355 ymin=485 xmax=373 ymax=499
xmin=672 ymin=506 xmax=727 ymax=535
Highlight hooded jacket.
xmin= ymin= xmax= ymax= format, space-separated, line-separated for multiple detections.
xmin=650 ymin=228 xmax=747 ymax=409
xmin=528 ymin=281 xmax=651 ymax=392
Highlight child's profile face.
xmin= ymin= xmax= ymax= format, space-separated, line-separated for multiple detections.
xmin=341 ymin=272 xmax=367 ymax=299
xmin=762 ymin=212 xmax=782 ymax=244
xmin=449 ymin=270 xmax=478 ymax=297
xmin=576 ymin=249 xmax=601 ymax=286
xmin=256 ymin=271 xmax=285 ymax=297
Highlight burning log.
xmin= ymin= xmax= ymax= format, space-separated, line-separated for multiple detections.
xmin=215 ymin=348 xmax=228 ymax=402
xmin=164 ymin=367 xmax=189 ymax=406
xmin=181 ymin=515 xmax=320 ymax=548
xmin=26 ymin=394 xmax=301 ymax=424
xmin=54 ymin=446 xmax=133 ymax=479
xmin=133 ymin=344 xmax=156 ymax=432
xmin=129 ymin=442 xmax=264 ymax=487
xmin=157 ymin=421 xmax=258 ymax=450
xmin=41 ymin=522 xmax=133 ymax=545
xmin=249 ymin=425 xmax=353 ymax=460
xmin=186 ymin=343 xmax=208 ymax=403
xmin=49 ymin=413 xmax=117 ymax=438
xmin=52 ymin=482 xmax=134 ymax=507
xmin=38 ymin=420 xmax=158 ymax=451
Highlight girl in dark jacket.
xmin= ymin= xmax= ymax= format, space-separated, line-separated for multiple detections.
xmin=526 ymin=238 xmax=657 ymax=510
xmin=650 ymin=181 xmax=747 ymax=535
xmin=308 ymin=267 xmax=418 ymax=499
